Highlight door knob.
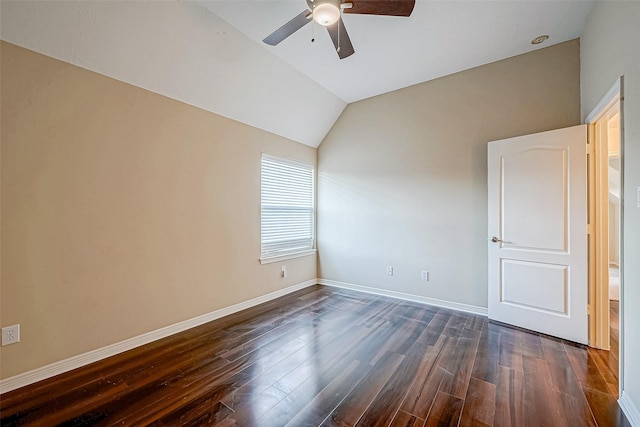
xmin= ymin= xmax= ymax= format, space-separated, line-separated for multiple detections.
xmin=491 ymin=236 xmax=503 ymax=243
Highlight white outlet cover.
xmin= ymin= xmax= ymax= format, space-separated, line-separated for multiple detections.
xmin=2 ymin=324 xmax=21 ymax=346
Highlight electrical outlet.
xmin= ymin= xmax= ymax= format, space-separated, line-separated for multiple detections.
xmin=421 ymin=271 xmax=430 ymax=281
xmin=2 ymin=324 xmax=20 ymax=346
xmin=386 ymin=266 xmax=394 ymax=276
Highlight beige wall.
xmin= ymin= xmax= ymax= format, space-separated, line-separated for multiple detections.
xmin=0 ymin=42 xmax=317 ymax=379
xmin=317 ymin=40 xmax=580 ymax=309
xmin=581 ymin=1 xmax=640 ymax=417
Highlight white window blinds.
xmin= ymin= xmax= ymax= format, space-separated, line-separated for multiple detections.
xmin=260 ymin=154 xmax=315 ymax=261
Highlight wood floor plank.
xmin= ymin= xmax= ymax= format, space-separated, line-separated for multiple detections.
xmin=459 ymin=377 xmax=496 ymax=427
xmin=284 ymin=359 xmax=370 ymax=427
xmin=424 ymin=391 xmax=463 ymax=427
xmin=356 ymin=343 xmax=428 ymax=427
xmin=256 ymin=321 xmax=389 ymax=426
xmin=219 ymin=332 xmax=338 ymax=412
xmin=498 ymin=339 xmax=524 ymax=372
xmin=521 ymin=355 xmax=569 ymax=427
xmin=515 ymin=329 xmax=545 ymax=359
xmin=610 ymin=300 xmax=620 ymax=364
xmin=437 ymin=330 xmax=481 ymax=399
xmin=493 ymin=365 xmax=524 ymax=427
xmin=269 ymin=323 xmax=371 ymax=395
xmin=588 ymin=347 xmax=619 ymax=393
xmin=97 ymin=355 xmax=254 ymax=425
xmin=584 ymin=389 xmax=633 ymax=427
xmin=541 ymin=340 xmax=597 ymax=427
xmin=418 ymin=310 xmax=452 ymax=346
xmin=367 ymin=306 xmax=421 ymax=364
xmin=0 ymin=286 xmax=629 ymax=427
xmin=442 ymin=312 xmax=470 ymax=339
xmin=389 ymin=410 xmax=425 ymax=427
xmin=541 ymin=337 xmax=584 ymax=397
xmin=564 ymin=342 xmax=613 ymax=395
xmin=349 ymin=304 xmax=423 ymax=366
xmin=214 ymin=386 xmax=288 ymax=427
xmin=471 ymin=323 xmax=500 ymax=384
xmin=370 ymin=306 xmax=436 ymax=364
xmin=397 ymin=337 xmax=447 ymax=419
xmin=107 ymin=321 xmax=329 ymax=425
xmin=321 ymin=351 xmax=405 ymax=427
xmin=155 ymin=395 xmax=235 ymax=426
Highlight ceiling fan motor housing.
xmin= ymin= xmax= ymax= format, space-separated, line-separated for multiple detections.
xmin=306 ymin=0 xmax=343 ymax=11
xmin=307 ymin=0 xmax=342 ymax=26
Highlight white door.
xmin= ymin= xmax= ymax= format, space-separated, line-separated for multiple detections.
xmin=488 ymin=125 xmax=588 ymax=344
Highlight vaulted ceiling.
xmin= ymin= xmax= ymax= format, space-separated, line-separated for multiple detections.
xmin=204 ymin=1 xmax=594 ymax=103
xmin=1 ymin=1 xmax=594 ymax=147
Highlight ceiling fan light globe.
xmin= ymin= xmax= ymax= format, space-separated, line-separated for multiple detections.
xmin=313 ymin=3 xmax=340 ymax=26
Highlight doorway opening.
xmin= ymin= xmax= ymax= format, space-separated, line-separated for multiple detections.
xmin=586 ymin=77 xmax=624 ymax=397
xmin=607 ymin=110 xmax=621 ymax=366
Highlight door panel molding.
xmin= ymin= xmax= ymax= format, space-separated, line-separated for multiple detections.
xmin=501 ymin=259 xmax=569 ymax=316
xmin=501 ymin=146 xmax=569 ymax=253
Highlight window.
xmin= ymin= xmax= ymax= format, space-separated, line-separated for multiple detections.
xmin=260 ymin=154 xmax=315 ymax=263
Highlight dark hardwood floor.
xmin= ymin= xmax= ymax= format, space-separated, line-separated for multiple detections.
xmin=0 ymin=285 xmax=630 ymax=426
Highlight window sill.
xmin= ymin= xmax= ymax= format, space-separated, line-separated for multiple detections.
xmin=260 ymin=249 xmax=317 ymax=265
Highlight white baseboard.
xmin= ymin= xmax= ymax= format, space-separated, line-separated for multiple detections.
xmin=318 ymin=279 xmax=488 ymax=316
xmin=0 ymin=279 xmax=317 ymax=395
xmin=620 ymin=391 xmax=640 ymax=426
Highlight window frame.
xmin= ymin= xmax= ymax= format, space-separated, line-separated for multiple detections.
xmin=259 ymin=154 xmax=316 ymax=264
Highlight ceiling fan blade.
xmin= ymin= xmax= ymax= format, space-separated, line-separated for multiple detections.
xmin=263 ymin=10 xmax=312 ymax=46
xmin=343 ymin=0 xmax=415 ymax=17
xmin=326 ymin=16 xmax=355 ymax=59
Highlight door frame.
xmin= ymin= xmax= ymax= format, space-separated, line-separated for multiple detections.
xmin=585 ymin=76 xmax=624 ymax=396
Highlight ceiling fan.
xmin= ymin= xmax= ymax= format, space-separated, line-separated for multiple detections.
xmin=263 ymin=0 xmax=416 ymax=59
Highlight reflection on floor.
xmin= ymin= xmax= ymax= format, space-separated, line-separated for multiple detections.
xmin=610 ymin=299 xmax=619 ymax=364
xmin=609 ymin=266 xmax=619 ymax=371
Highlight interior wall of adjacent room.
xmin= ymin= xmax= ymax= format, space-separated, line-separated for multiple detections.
xmin=0 ymin=42 xmax=317 ymax=379
xmin=581 ymin=0 xmax=640 ymax=416
xmin=317 ymin=40 xmax=580 ymax=308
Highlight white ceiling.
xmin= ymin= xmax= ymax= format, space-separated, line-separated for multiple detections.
xmin=1 ymin=1 xmax=595 ymax=147
xmin=202 ymin=0 xmax=595 ymax=103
